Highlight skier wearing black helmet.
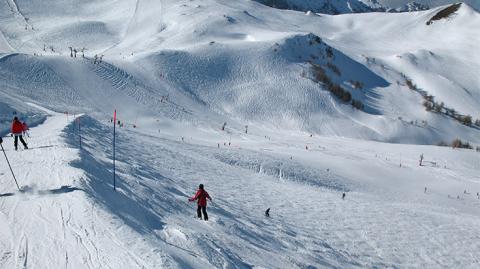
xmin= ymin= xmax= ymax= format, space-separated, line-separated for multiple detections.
xmin=188 ymin=184 xmax=212 ymax=220
xmin=11 ymin=117 xmax=28 ymax=150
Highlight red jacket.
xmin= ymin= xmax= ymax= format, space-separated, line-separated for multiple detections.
xmin=11 ymin=120 xmax=24 ymax=134
xmin=189 ymin=189 xmax=211 ymax=207
xmin=22 ymin=122 xmax=29 ymax=132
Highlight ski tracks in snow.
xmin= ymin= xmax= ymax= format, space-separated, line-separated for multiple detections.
xmin=15 ymin=233 xmax=27 ymax=269
xmin=0 ymin=108 xmax=157 ymax=268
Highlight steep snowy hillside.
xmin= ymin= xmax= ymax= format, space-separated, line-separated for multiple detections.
xmin=0 ymin=0 xmax=479 ymax=143
xmin=254 ymin=0 xmax=374 ymax=14
xmin=0 ymin=0 xmax=479 ymax=268
xmin=378 ymin=0 xmax=480 ymax=11
xmin=390 ymin=1 xmax=429 ymax=12
xmin=256 ymin=0 xmax=480 ymax=14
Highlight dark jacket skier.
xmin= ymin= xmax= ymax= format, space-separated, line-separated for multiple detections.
xmin=189 ymin=184 xmax=212 ymax=220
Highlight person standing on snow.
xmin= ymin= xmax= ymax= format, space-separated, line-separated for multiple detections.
xmin=11 ymin=117 xmax=28 ymax=150
xmin=189 ymin=184 xmax=212 ymax=221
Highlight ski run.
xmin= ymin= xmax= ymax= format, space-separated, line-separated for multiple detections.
xmin=0 ymin=0 xmax=479 ymax=268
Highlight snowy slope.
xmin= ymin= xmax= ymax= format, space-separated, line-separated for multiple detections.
xmin=0 ymin=109 xmax=155 ymax=268
xmin=377 ymin=0 xmax=480 ymax=11
xmin=254 ymin=0 xmax=373 ymax=14
xmin=255 ymin=0 xmax=480 ymax=13
xmin=0 ymin=0 xmax=479 ymax=268
xmin=1 ymin=102 xmax=479 ymax=268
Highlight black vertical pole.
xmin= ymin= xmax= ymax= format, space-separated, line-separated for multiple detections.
xmin=0 ymin=142 xmax=20 ymax=190
xmin=113 ymin=110 xmax=116 ymax=191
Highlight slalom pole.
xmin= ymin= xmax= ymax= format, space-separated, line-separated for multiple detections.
xmin=0 ymin=138 xmax=20 ymax=190
xmin=113 ymin=110 xmax=116 ymax=191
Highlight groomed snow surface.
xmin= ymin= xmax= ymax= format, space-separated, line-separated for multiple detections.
xmin=1 ymin=103 xmax=479 ymax=269
xmin=0 ymin=0 xmax=479 ymax=268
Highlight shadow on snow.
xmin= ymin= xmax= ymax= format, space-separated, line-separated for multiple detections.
xmin=0 ymin=185 xmax=81 ymax=197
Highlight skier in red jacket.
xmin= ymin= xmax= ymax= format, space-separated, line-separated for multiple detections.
xmin=11 ymin=117 xmax=28 ymax=150
xmin=189 ymin=184 xmax=212 ymax=220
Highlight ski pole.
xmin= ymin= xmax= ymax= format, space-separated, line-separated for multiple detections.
xmin=0 ymin=138 xmax=20 ymax=190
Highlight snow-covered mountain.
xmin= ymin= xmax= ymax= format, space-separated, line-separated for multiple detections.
xmin=254 ymin=0 xmax=374 ymax=14
xmin=2 ymin=0 xmax=478 ymax=144
xmin=0 ymin=0 xmax=479 ymax=268
xmin=378 ymin=0 xmax=480 ymax=11
xmin=255 ymin=0 xmax=480 ymax=14
xmin=389 ymin=1 xmax=430 ymax=12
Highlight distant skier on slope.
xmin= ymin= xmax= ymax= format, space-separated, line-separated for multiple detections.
xmin=188 ymin=184 xmax=212 ymax=221
xmin=11 ymin=117 xmax=28 ymax=151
